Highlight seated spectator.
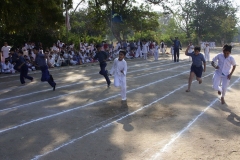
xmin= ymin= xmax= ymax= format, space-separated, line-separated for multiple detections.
xmin=48 ymin=55 xmax=55 ymax=68
xmin=30 ymin=56 xmax=40 ymax=70
xmin=26 ymin=59 xmax=36 ymax=71
xmin=56 ymin=54 xmax=66 ymax=67
xmin=2 ymin=60 xmax=15 ymax=74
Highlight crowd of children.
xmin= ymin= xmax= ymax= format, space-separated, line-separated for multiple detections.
xmin=0 ymin=39 xmax=170 ymax=74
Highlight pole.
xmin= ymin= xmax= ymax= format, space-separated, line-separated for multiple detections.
xmin=65 ymin=0 xmax=68 ymax=45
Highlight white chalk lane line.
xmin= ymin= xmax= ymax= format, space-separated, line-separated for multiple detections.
xmin=150 ymin=77 xmax=240 ymax=160
xmin=0 ymin=61 xmax=189 ymax=101
xmin=0 ymin=70 xmax=190 ymax=134
xmin=31 ymin=73 xmax=214 ymax=160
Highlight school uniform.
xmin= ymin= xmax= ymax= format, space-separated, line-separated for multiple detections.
xmin=212 ymin=53 xmax=236 ymax=97
xmin=135 ymin=41 xmax=141 ymax=58
xmin=172 ymin=39 xmax=182 ymax=62
xmin=2 ymin=62 xmax=15 ymax=73
xmin=18 ymin=56 xmax=33 ymax=84
xmin=204 ymin=45 xmax=210 ymax=61
xmin=1 ymin=45 xmax=11 ymax=62
xmin=142 ymin=43 xmax=148 ymax=60
xmin=170 ymin=46 xmax=174 ymax=61
xmin=160 ymin=42 xmax=165 ymax=54
xmin=94 ymin=51 xmax=111 ymax=86
xmin=110 ymin=58 xmax=127 ymax=100
xmin=186 ymin=52 xmax=206 ymax=78
xmin=188 ymin=45 xmax=194 ymax=61
xmin=154 ymin=45 xmax=159 ymax=60
xmin=35 ymin=53 xmax=56 ymax=89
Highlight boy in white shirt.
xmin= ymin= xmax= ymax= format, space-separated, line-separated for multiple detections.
xmin=110 ymin=50 xmax=128 ymax=101
xmin=204 ymin=43 xmax=210 ymax=62
xmin=211 ymin=44 xmax=236 ymax=104
xmin=188 ymin=42 xmax=194 ymax=62
xmin=170 ymin=44 xmax=174 ymax=61
xmin=2 ymin=60 xmax=15 ymax=73
xmin=154 ymin=42 xmax=159 ymax=61
xmin=142 ymin=41 xmax=148 ymax=60
xmin=1 ymin=42 xmax=11 ymax=62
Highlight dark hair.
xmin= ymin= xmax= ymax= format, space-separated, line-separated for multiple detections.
xmin=33 ymin=47 xmax=39 ymax=50
xmin=119 ymin=50 xmax=126 ymax=56
xmin=18 ymin=50 xmax=23 ymax=54
xmin=223 ymin=44 xmax=232 ymax=52
xmin=194 ymin=46 xmax=201 ymax=51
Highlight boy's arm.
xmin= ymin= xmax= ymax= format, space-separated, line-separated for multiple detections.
xmin=122 ymin=61 xmax=127 ymax=75
xmin=228 ymin=58 xmax=237 ymax=80
xmin=185 ymin=46 xmax=190 ymax=56
xmin=203 ymin=62 xmax=206 ymax=72
xmin=109 ymin=59 xmax=116 ymax=75
xmin=211 ymin=54 xmax=219 ymax=69
xmin=228 ymin=65 xmax=236 ymax=80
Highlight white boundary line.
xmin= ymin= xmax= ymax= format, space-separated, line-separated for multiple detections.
xmin=31 ymin=73 xmax=214 ymax=160
xmin=150 ymin=77 xmax=240 ymax=160
xmin=0 ymin=61 xmax=188 ymax=101
xmin=0 ymin=71 xmax=190 ymax=134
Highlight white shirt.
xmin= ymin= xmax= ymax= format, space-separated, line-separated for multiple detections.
xmin=1 ymin=46 xmax=11 ymax=58
xmin=142 ymin=43 xmax=148 ymax=53
xmin=204 ymin=46 xmax=210 ymax=53
xmin=110 ymin=58 xmax=127 ymax=76
xmin=188 ymin=45 xmax=194 ymax=53
xmin=212 ymin=53 xmax=236 ymax=76
xmin=155 ymin=45 xmax=159 ymax=53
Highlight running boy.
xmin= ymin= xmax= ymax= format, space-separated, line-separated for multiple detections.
xmin=17 ymin=50 xmax=33 ymax=84
xmin=110 ymin=50 xmax=127 ymax=101
xmin=94 ymin=44 xmax=111 ymax=87
xmin=33 ymin=47 xmax=56 ymax=90
xmin=185 ymin=46 xmax=206 ymax=92
xmin=211 ymin=44 xmax=236 ymax=104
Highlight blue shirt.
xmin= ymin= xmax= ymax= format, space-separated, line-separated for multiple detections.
xmin=94 ymin=51 xmax=108 ymax=63
xmin=187 ymin=52 xmax=206 ymax=67
xmin=35 ymin=53 xmax=47 ymax=67
xmin=173 ymin=40 xmax=181 ymax=49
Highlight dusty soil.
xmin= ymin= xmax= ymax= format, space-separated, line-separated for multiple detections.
xmin=0 ymin=47 xmax=239 ymax=160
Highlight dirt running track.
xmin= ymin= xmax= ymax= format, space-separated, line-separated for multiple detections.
xmin=0 ymin=47 xmax=240 ymax=160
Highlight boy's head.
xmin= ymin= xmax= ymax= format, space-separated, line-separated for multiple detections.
xmin=33 ymin=47 xmax=39 ymax=54
xmin=194 ymin=46 xmax=201 ymax=55
xmin=5 ymin=60 xmax=9 ymax=64
xmin=96 ymin=44 xmax=102 ymax=51
xmin=18 ymin=50 xmax=24 ymax=56
xmin=118 ymin=50 xmax=126 ymax=61
xmin=223 ymin=44 xmax=232 ymax=58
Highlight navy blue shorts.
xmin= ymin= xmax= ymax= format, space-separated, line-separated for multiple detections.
xmin=191 ymin=65 xmax=203 ymax=78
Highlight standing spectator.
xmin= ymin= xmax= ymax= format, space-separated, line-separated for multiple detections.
xmin=160 ymin=40 xmax=165 ymax=54
xmin=204 ymin=43 xmax=210 ymax=62
xmin=1 ymin=42 xmax=11 ymax=62
xmin=171 ymin=37 xmax=182 ymax=62
xmin=188 ymin=42 xmax=194 ymax=62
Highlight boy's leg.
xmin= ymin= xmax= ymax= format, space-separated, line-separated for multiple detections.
xmin=20 ymin=69 xmax=25 ymax=84
xmin=100 ymin=63 xmax=111 ymax=86
xmin=186 ymin=72 xmax=195 ymax=92
xmin=121 ymin=78 xmax=127 ymax=100
xmin=174 ymin=51 xmax=177 ymax=62
xmin=23 ymin=65 xmax=33 ymax=81
xmin=176 ymin=49 xmax=180 ymax=62
xmin=220 ymin=76 xmax=230 ymax=104
xmin=212 ymin=73 xmax=222 ymax=95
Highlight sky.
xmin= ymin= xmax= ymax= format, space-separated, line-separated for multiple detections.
xmin=72 ymin=0 xmax=240 ymax=19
